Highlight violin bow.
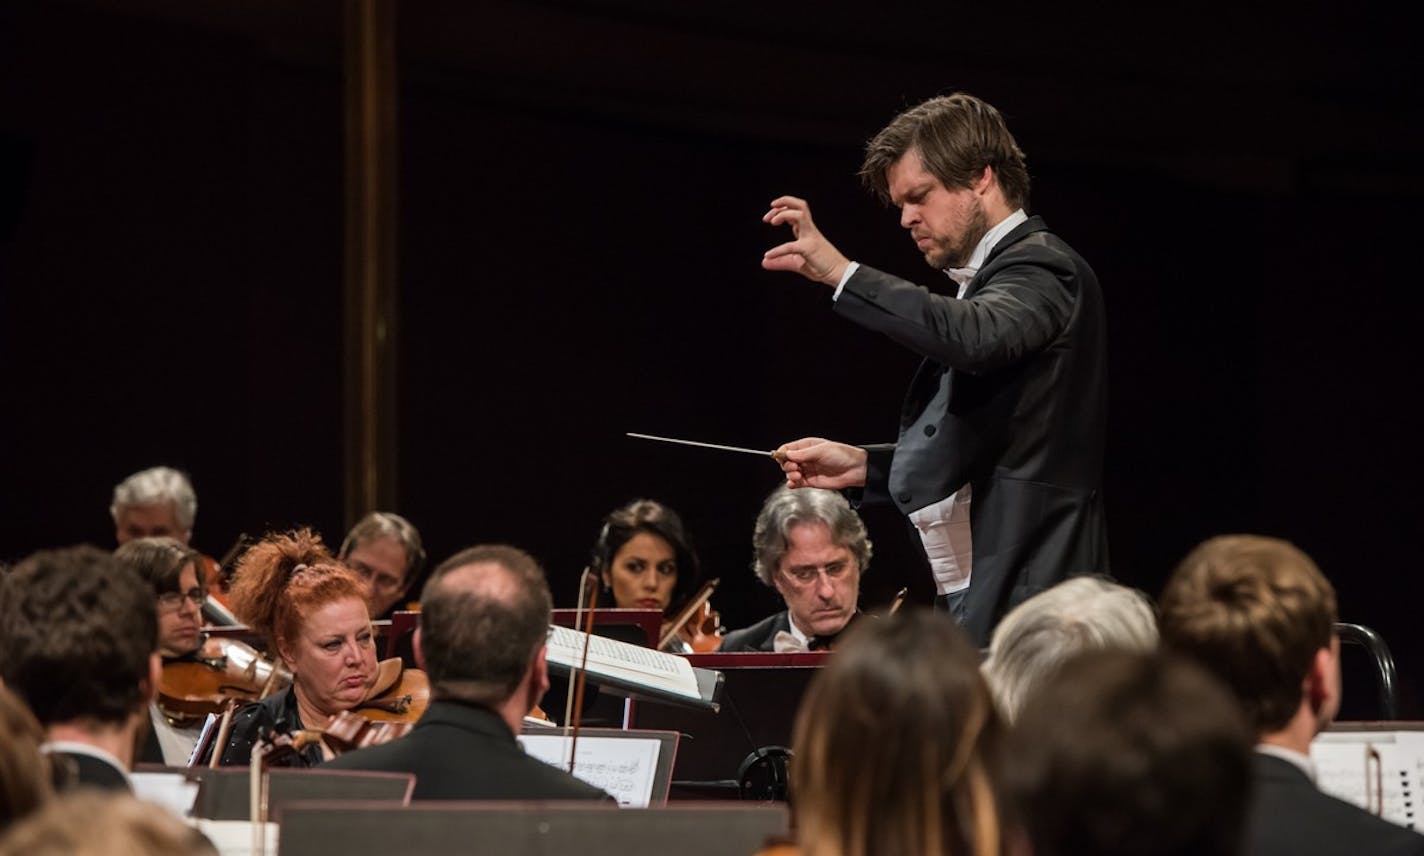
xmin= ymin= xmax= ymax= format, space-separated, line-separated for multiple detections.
xmin=887 ymin=587 xmax=909 ymax=616
xmin=566 ymin=567 xmax=600 ymax=774
xmin=656 ymin=578 xmax=720 ymax=650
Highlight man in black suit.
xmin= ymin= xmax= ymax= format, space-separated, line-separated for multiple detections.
xmin=323 ymin=544 xmax=610 ymax=802
xmin=1160 ymin=535 xmax=1424 ymax=856
xmin=0 ymin=545 xmax=160 ymax=792
xmin=762 ymin=93 xmax=1108 ymax=647
xmin=720 ymin=486 xmax=870 ymax=653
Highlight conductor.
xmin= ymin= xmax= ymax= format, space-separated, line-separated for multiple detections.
xmin=762 ymin=93 xmax=1108 ymax=645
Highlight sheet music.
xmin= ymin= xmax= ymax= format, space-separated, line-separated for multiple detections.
xmin=132 ymin=772 xmax=200 ymax=818
xmin=521 ymin=734 xmax=661 ymax=807
xmin=190 ymin=820 xmax=279 ymax=856
xmin=1311 ymin=730 xmax=1424 ymax=830
xmin=546 ymin=625 xmax=700 ymax=699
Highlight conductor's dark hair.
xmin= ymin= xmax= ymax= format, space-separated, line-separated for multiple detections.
xmin=1009 ymin=649 xmax=1252 ymax=856
xmin=861 ymin=92 xmax=1031 ymax=211
xmin=419 ymin=545 xmax=553 ymax=706
xmin=589 ymin=499 xmax=700 ymax=614
xmin=0 ymin=545 xmax=157 ymax=727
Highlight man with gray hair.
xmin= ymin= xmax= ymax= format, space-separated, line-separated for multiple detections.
xmin=981 ymin=576 xmax=1157 ymax=722
xmin=110 ymin=466 xmax=198 ymax=546
xmin=720 ymin=486 xmax=872 ymax=653
xmin=322 ymin=544 xmax=610 ymax=801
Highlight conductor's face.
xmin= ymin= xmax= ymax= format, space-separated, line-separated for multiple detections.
xmin=887 ymin=147 xmax=988 ymax=271
xmin=773 ymin=521 xmax=860 ymax=638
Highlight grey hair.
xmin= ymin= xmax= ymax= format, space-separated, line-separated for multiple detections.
xmin=109 ymin=466 xmax=197 ymax=531
xmin=981 ymin=576 xmax=1158 ymax=723
xmin=339 ymin=511 xmax=426 ymax=577
xmin=751 ymin=486 xmax=872 ymax=586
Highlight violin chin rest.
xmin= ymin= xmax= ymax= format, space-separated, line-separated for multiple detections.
xmin=361 ymin=658 xmax=404 ymax=702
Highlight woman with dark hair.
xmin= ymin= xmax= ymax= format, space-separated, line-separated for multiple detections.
xmin=770 ymin=609 xmax=1006 ymax=856
xmin=587 ymin=499 xmax=704 ymax=652
xmin=207 ymin=528 xmax=394 ymax=767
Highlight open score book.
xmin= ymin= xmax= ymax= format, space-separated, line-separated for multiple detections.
xmin=545 ymin=625 xmax=722 ymax=711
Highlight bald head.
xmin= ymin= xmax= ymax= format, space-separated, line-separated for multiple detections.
xmin=418 ymin=545 xmax=553 ymax=706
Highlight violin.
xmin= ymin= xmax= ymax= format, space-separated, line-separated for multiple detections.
xmin=157 ymin=637 xmax=292 ymax=727
xmin=352 ymin=659 xmax=430 ymax=724
xmin=658 ymin=578 xmax=724 ymax=653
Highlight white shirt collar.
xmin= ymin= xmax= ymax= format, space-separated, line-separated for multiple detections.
xmin=1256 ymin=743 xmax=1317 ymax=783
xmin=784 ymin=611 xmax=811 ymax=646
xmin=945 ymin=208 xmax=1029 ymax=291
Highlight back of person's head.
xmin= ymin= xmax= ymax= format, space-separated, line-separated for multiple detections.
xmin=226 ymin=528 xmax=368 ymax=651
xmin=792 ymin=608 xmax=1002 ymax=856
xmin=982 ymin=576 xmax=1157 ymax=722
xmin=1 ymin=685 xmax=53 ymax=833
xmin=113 ymin=536 xmax=204 ymax=595
xmin=419 ymin=544 xmax=553 ymax=706
xmin=1009 ymin=649 xmax=1252 ymax=856
xmin=1158 ymin=534 xmax=1337 ymax=734
xmin=860 ymin=92 xmax=1031 ymax=210
xmin=0 ymin=546 xmax=156 ymax=727
xmin=751 ymin=485 xmax=872 ymax=586
xmin=0 ymin=791 xmax=217 ymax=856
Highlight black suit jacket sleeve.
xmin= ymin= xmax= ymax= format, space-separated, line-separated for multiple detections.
xmin=835 ymin=256 xmax=1073 ymax=375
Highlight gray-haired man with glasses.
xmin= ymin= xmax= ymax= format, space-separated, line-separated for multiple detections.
xmin=720 ymin=486 xmax=872 ymax=653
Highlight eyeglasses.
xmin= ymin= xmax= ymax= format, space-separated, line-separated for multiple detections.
xmin=157 ymin=588 xmax=206 ymax=612
xmin=780 ymin=560 xmax=854 ymax=587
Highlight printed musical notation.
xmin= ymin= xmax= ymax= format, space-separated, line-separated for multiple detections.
xmin=1312 ymin=728 xmax=1424 ymax=830
xmin=521 ymin=734 xmax=662 ymax=807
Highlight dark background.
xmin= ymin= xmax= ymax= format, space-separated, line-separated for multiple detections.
xmin=2 ymin=2 xmax=1421 ymax=711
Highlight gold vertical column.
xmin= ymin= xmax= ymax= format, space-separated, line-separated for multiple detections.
xmin=343 ymin=0 xmax=399 ymax=524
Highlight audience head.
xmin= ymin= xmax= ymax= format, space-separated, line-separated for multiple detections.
xmin=227 ymin=528 xmax=376 ymax=718
xmin=0 ymin=546 xmax=157 ymax=730
xmin=110 ymin=466 xmax=197 ymax=545
xmin=1009 ymin=649 xmax=1252 ymax=856
xmin=1 ymin=685 xmax=53 ymax=833
xmin=982 ymin=576 xmax=1157 ymax=722
xmin=338 ymin=511 xmax=426 ymax=619
xmin=113 ymin=537 xmax=206 ymax=658
xmin=0 ymin=791 xmax=217 ymax=856
xmin=417 ymin=545 xmax=553 ymax=717
xmin=589 ymin=499 xmax=700 ymax=615
xmin=792 ymin=608 xmax=1002 ymax=856
xmin=1158 ymin=534 xmax=1339 ymax=737
xmin=752 ymin=485 xmax=870 ymax=638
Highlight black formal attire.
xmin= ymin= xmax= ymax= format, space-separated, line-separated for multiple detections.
xmin=836 ymin=216 xmax=1108 ymax=646
xmin=1248 ymin=752 xmax=1424 ymax=856
xmin=321 ymin=699 xmax=613 ymax=802
xmin=47 ymin=747 xmax=131 ymax=792
xmin=206 ymin=687 xmax=324 ymax=768
xmin=720 ymin=611 xmax=853 ymax=653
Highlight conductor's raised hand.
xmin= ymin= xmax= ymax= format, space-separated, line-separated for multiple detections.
xmin=761 ymin=196 xmax=851 ymax=287
xmin=774 ymin=437 xmax=868 ymax=490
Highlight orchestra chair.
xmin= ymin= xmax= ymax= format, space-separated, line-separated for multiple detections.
xmin=1335 ymin=622 xmax=1400 ymax=721
xmin=277 ymin=801 xmax=789 ymax=856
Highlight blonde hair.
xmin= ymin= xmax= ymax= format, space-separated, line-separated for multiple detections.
xmin=792 ymin=609 xmax=1002 ymax=856
xmin=0 ymin=791 xmax=215 ymax=856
